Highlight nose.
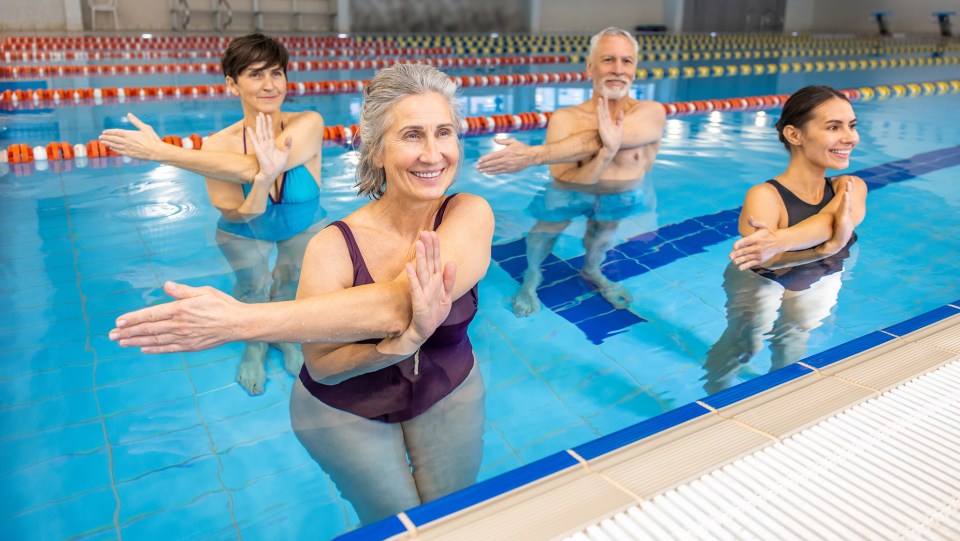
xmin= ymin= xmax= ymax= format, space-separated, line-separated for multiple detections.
xmin=420 ymin=135 xmax=441 ymax=163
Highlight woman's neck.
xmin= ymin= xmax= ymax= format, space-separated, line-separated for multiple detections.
xmin=367 ymin=193 xmax=444 ymax=239
xmin=778 ymin=154 xmax=828 ymax=192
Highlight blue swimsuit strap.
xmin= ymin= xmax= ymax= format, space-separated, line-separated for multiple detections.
xmin=242 ymin=120 xmax=287 ymax=204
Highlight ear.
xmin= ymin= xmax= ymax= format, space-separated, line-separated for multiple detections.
xmin=225 ymin=76 xmax=239 ymax=96
xmin=373 ymin=149 xmax=384 ymax=169
xmin=782 ymin=124 xmax=803 ymax=147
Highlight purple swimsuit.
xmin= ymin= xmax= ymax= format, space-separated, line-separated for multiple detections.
xmin=298 ymin=194 xmax=479 ymax=423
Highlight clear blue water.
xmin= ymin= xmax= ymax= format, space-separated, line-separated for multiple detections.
xmin=2 ymin=57 xmax=960 ymax=540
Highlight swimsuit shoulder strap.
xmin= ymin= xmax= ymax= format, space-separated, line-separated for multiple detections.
xmin=433 ymin=193 xmax=459 ymax=230
xmin=328 ymin=221 xmax=375 ymax=286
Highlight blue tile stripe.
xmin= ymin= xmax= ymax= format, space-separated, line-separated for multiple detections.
xmin=493 ymin=145 xmax=960 ymax=344
xmin=333 ymin=452 xmax=579 ymax=541
xmin=344 ymin=301 xmax=960 ymax=539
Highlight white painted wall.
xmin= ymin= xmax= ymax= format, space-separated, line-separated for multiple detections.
xmin=4 ymin=0 xmax=68 ymax=31
xmin=783 ymin=0 xmax=814 ymax=33
xmin=536 ymin=0 xmax=666 ymax=33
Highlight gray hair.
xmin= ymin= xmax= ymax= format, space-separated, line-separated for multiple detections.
xmin=588 ymin=27 xmax=639 ymax=60
xmin=355 ymin=63 xmax=464 ymax=199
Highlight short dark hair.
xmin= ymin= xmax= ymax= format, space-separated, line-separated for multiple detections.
xmin=220 ymin=33 xmax=289 ymax=81
xmin=775 ymin=85 xmax=850 ymax=151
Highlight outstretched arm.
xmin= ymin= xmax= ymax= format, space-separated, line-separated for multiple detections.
xmin=476 ymin=130 xmax=601 ymax=175
xmin=109 ymin=194 xmax=494 ymax=353
xmin=99 ymin=111 xmax=323 ymax=184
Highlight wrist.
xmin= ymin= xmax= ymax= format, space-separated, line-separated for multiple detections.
xmin=376 ymin=334 xmax=421 ymax=357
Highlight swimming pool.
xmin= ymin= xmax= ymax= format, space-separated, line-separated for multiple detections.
xmin=2 ymin=37 xmax=960 ymax=540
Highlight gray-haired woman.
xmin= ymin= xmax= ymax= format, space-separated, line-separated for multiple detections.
xmin=109 ymin=63 xmax=494 ymax=524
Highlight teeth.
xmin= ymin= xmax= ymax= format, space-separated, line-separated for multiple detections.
xmin=412 ymin=170 xmax=441 ymax=178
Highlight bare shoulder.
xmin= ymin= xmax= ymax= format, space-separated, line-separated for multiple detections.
xmin=203 ymin=123 xmax=241 ymax=151
xmin=745 ymin=181 xmax=781 ymax=204
xmin=285 ymin=110 xmax=324 ymax=127
xmin=626 ymin=99 xmax=666 ymax=122
xmin=445 ymin=192 xmax=494 ymax=220
xmin=301 ymin=224 xmax=354 ymax=291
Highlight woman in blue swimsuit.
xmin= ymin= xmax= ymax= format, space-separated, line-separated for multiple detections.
xmin=704 ymin=86 xmax=869 ymax=392
xmin=100 ymin=34 xmax=326 ymax=394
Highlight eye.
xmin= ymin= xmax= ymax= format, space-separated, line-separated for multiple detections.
xmin=404 ymin=131 xmax=421 ymax=140
xmin=437 ymin=127 xmax=453 ymax=137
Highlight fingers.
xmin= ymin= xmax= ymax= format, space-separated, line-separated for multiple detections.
xmin=126 ymin=113 xmax=150 ymax=131
xmin=746 ymin=216 xmax=769 ymax=231
xmin=163 ymin=280 xmax=211 ymax=300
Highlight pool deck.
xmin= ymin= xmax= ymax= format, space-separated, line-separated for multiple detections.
xmin=343 ymin=302 xmax=960 ymax=540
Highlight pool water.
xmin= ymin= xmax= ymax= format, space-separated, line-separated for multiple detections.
xmin=2 ymin=58 xmax=960 ymax=540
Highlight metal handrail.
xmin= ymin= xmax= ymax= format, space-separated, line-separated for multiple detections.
xmin=217 ymin=0 xmax=233 ymax=30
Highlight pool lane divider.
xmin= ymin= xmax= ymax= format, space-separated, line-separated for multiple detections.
xmin=5 ymin=40 xmax=953 ymax=78
xmin=337 ymin=301 xmax=960 ymax=539
xmin=3 ymin=55 xmax=958 ymax=109
xmin=492 ymin=144 xmax=960 ymax=345
xmin=4 ymin=79 xmax=959 ymax=172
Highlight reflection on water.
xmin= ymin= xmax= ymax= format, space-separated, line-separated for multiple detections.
xmin=702 ymin=241 xmax=858 ymax=394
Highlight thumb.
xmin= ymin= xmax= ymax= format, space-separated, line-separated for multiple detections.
xmin=495 ymin=136 xmax=518 ymax=146
xmin=164 ymin=280 xmax=206 ymax=300
xmin=615 ymin=110 xmax=624 ymax=126
xmin=442 ymin=262 xmax=457 ymax=300
xmin=283 ymin=136 xmax=293 ymax=151
xmin=127 ymin=113 xmax=151 ymax=131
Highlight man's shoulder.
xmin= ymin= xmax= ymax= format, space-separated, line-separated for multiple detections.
xmin=626 ymin=99 xmax=665 ymax=116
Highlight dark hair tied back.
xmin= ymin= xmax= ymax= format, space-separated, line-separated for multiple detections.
xmin=776 ymin=85 xmax=849 ymax=151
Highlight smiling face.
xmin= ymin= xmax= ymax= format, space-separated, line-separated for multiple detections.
xmin=374 ymin=92 xmax=460 ymax=201
xmin=788 ymin=98 xmax=859 ymax=170
xmin=587 ymin=35 xmax=637 ymax=100
xmin=226 ymin=62 xmax=287 ymax=113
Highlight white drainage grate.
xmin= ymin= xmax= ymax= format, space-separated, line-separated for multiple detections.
xmin=565 ymin=360 xmax=960 ymax=541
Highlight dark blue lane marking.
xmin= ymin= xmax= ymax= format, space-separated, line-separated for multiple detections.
xmin=492 ymin=145 xmax=960 ymax=344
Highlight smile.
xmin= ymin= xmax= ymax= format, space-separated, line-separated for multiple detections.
xmin=412 ymin=169 xmax=443 ymax=179
xmin=830 ymin=149 xmax=851 ymax=157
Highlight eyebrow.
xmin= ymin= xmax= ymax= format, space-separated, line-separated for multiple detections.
xmin=824 ymin=118 xmax=857 ymax=123
xmin=399 ymin=123 xmax=456 ymax=131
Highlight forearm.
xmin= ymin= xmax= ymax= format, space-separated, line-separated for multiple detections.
xmin=538 ymin=131 xmax=602 ymax=165
xmin=554 ymin=147 xmax=616 ymax=184
xmin=773 ymin=214 xmax=834 ymax=252
xmin=240 ymin=282 xmax=411 ymax=344
xmin=305 ymin=342 xmax=412 ymax=385
xmin=155 ymin=144 xmax=259 ymax=184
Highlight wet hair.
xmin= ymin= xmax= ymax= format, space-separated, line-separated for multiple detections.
xmin=355 ymin=63 xmax=464 ymax=199
xmin=775 ymin=85 xmax=850 ymax=151
xmin=588 ymin=27 xmax=639 ymax=60
xmin=220 ymin=33 xmax=289 ymax=81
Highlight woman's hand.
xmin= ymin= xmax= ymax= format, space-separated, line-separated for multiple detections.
xmin=377 ymin=231 xmax=456 ymax=356
xmin=108 ymin=281 xmax=246 ymax=353
xmin=98 ymin=113 xmax=165 ymax=160
xmin=729 ymin=216 xmax=783 ymax=270
xmin=817 ymin=182 xmax=854 ymax=256
xmin=248 ymin=113 xmax=292 ymax=185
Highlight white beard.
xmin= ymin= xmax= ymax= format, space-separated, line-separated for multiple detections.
xmin=600 ymin=81 xmax=628 ymax=100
